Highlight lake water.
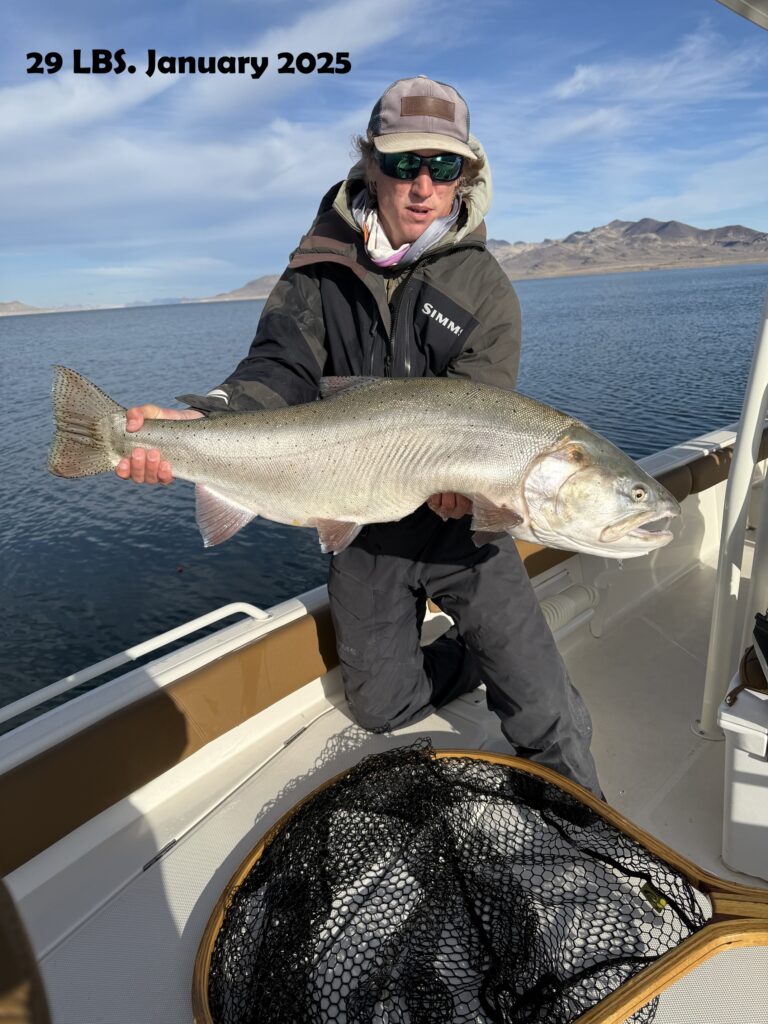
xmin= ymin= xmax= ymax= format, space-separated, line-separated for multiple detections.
xmin=2 ymin=262 xmax=767 ymax=708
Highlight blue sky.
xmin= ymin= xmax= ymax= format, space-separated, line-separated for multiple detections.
xmin=2 ymin=0 xmax=767 ymax=307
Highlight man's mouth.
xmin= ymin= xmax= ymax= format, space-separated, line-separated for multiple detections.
xmin=407 ymin=205 xmax=431 ymax=215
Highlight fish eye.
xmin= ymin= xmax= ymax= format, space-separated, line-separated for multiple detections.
xmin=631 ymin=485 xmax=648 ymax=502
xmin=567 ymin=446 xmax=585 ymax=463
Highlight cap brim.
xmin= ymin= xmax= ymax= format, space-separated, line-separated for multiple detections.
xmin=374 ymin=133 xmax=475 ymax=160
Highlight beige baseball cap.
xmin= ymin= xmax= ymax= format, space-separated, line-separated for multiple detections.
xmin=368 ymin=76 xmax=475 ymax=160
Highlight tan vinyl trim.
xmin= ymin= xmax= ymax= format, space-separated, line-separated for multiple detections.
xmin=515 ymin=540 xmax=574 ymax=577
xmin=0 ymin=607 xmax=338 ymax=877
xmin=656 ymin=463 xmax=693 ymax=502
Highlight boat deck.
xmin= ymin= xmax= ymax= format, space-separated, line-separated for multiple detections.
xmin=572 ymin=560 xmax=733 ymax=879
xmin=15 ymin=553 xmax=768 ymax=1022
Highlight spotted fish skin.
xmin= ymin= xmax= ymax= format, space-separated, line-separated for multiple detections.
xmin=49 ymin=367 xmax=680 ymax=556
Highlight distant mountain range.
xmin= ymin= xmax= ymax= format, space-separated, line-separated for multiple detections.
xmin=4 ymin=219 xmax=767 ymax=316
xmin=201 ymin=275 xmax=281 ymax=302
xmin=0 ymin=275 xmax=281 ymax=317
xmin=486 ymin=218 xmax=768 ymax=279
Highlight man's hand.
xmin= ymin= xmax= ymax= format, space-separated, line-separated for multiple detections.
xmin=115 ymin=405 xmax=203 ymax=484
xmin=427 ymin=493 xmax=473 ymax=520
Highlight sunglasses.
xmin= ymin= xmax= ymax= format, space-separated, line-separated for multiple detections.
xmin=377 ymin=151 xmax=464 ymax=182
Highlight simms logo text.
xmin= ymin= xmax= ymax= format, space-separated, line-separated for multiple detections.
xmin=422 ymin=302 xmax=463 ymax=335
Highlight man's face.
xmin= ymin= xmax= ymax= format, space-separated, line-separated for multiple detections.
xmin=370 ymin=150 xmax=461 ymax=249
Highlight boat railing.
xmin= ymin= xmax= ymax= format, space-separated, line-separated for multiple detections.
xmin=0 ymin=602 xmax=271 ymax=727
xmin=699 ymin=291 xmax=768 ymax=738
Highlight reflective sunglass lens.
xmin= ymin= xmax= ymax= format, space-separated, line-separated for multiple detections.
xmin=378 ymin=152 xmax=463 ymax=182
xmin=394 ymin=154 xmax=421 ymax=178
xmin=431 ymin=156 xmax=462 ymax=181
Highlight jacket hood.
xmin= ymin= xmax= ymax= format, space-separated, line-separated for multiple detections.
xmin=332 ymin=134 xmax=492 ymax=245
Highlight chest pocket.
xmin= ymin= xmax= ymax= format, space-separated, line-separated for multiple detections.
xmin=413 ymin=282 xmax=479 ymax=374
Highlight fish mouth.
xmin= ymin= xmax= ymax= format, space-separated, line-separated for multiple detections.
xmin=599 ymin=509 xmax=677 ymax=546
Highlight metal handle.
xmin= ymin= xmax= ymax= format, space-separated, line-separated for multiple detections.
xmin=0 ymin=602 xmax=271 ymax=727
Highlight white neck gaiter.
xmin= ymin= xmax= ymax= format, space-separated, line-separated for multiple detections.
xmin=351 ymin=190 xmax=461 ymax=268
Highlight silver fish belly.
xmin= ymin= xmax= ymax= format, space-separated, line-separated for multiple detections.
xmin=49 ymin=367 xmax=680 ymax=557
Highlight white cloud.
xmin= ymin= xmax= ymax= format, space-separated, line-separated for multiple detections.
xmin=551 ymin=25 xmax=765 ymax=104
xmin=4 ymin=4 xmax=768 ymax=305
xmin=1 ymin=0 xmax=422 ymax=146
xmin=0 ymin=73 xmax=174 ymax=139
xmin=532 ymin=106 xmax=630 ymax=146
xmin=486 ymin=129 xmax=768 ymax=245
xmin=629 ymin=143 xmax=768 ymax=224
xmin=460 ymin=21 xmax=768 ymax=246
xmin=1 ymin=114 xmax=358 ymax=222
xmin=169 ymin=0 xmax=426 ymax=121
xmin=81 ymin=256 xmax=236 ymax=278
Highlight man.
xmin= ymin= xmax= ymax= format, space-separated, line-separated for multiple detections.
xmin=117 ymin=77 xmax=602 ymax=795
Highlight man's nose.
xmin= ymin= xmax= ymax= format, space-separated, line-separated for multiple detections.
xmin=410 ymin=165 xmax=433 ymax=197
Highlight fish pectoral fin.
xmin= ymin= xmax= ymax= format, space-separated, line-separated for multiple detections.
xmin=314 ymin=519 xmax=363 ymax=555
xmin=195 ymin=485 xmax=257 ymax=547
xmin=319 ymin=376 xmax=380 ymax=399
xmin=470 ymin=498 xmax=524 ymax=541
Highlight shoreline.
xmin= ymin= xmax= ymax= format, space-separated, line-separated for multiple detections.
xmin=507 ymin=255 xmax=768 ymax=282
xmin=0 ymin=294 xmax=274 ymax=318
xmin=3 ymin=256 xmax=768 ymax=318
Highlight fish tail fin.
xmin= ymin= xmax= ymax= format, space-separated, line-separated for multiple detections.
xmin=48 ymin=366 xmax=125 ymax=478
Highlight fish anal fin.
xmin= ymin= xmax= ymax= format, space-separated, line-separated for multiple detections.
xmin=195 ymin=485 xmax=257 ymax=547
xmin=471 ymin=497 xmax=524 ymax=537
xmin=319 ymin=376 xmax=380 ymax=399
xmin=314 ymin=519 xmax=363 ymax=554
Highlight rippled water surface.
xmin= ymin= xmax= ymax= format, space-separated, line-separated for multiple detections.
xmin=2 ymin=262 xmax=767 ymax=703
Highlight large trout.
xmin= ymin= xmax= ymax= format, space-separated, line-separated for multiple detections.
xmin=49 ymin=367 xmax=680 ymax=557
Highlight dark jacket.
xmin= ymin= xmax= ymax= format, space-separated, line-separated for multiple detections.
xmin=181 ymin=178 xmax=521 ymax=414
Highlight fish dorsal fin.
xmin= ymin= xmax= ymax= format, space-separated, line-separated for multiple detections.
xmin=319 ymin=376 xmax=381 ymax=399
xmin=195 ymin=485 xmax=257 ymax=547
xmin=314 ymin=519 xmax=363 ymax=554
xmin=470 ymin=497 xmax=524 ymax=536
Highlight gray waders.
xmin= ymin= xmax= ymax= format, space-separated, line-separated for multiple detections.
xmin=328 ymin=505 xmax=602 ymax=797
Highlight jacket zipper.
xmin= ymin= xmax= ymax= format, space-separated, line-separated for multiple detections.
xmin=388 ymin=253 xmax=441 ymax=377
xmin=292 ymin=239 xmax=484 ymax=378
xmin=386 ymin=240 xmax=484 ymax=375
xmin=369 ymin=321 xmax=380 ymax=375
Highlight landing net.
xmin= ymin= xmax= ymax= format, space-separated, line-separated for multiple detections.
xmin=207 ymin=742 xmax=710 ymax=1023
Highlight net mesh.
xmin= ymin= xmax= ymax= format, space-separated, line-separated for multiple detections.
xmin=207 ymin=741 xmax=710 ymax=1024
